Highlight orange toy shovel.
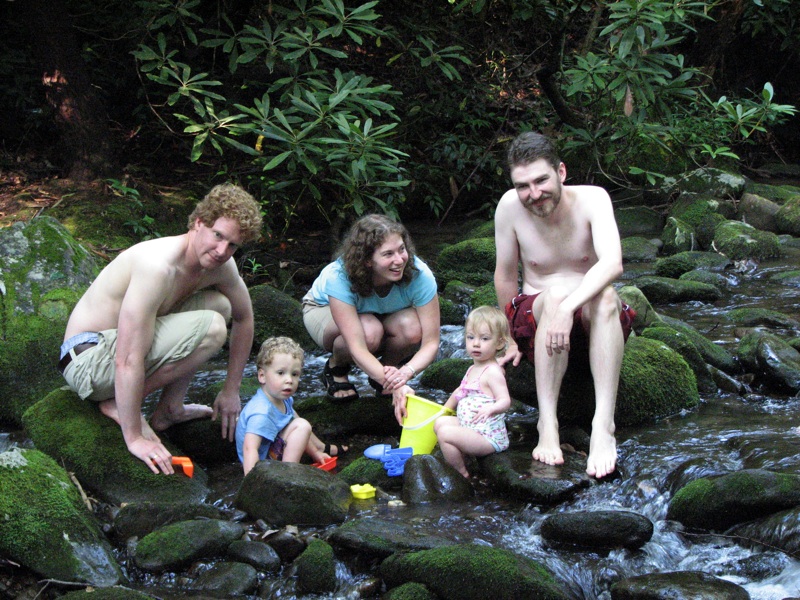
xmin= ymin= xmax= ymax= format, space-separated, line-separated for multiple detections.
xmin=171 ymin=456 xmax=194 ymax=478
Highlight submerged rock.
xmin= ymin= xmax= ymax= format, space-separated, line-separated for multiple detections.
xmin=328 ymin=517 xmax=457 ymax=558
xmin=738 ymin=329 xmax=800 ymax=393
xmin=726 ymin=505 xmax=800 ymax=557
xmin=188 ymin=561 xmax=258 ymax=597
xmin=610 ymin=570 xmax=749 ymax=599
xmin=540 ymin=510 xmax=654 ymax=550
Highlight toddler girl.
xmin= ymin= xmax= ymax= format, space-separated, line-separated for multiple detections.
xmin=434 ymin=305 xmax=512 ymax=478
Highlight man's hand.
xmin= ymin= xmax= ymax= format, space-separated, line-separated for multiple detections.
xmin=498 ymin=340 xmax=522 ymax=367
xmin=212 ymin=389 xmax=242 ymax=441
xmin=546 ymin=307 xmax=574 ymax=355
xmin=128 ymin=437 xmax=174 ymax=475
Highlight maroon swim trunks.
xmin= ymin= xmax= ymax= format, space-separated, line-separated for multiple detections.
xmin=504 ymin=293 xmax=636 ymax=365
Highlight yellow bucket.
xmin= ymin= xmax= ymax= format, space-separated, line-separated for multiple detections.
xmin=399 ymin=394 xmax=455 ymax=455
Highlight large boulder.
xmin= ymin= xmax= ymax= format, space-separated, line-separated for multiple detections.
xmin=328 ymin=517 xmax=457 ymax=558
xmin=667 ymin=196 xmax=728 ymax=249
xmin=540 ymin=510 xmax=654 ymax=550
xmin=667 ymin=469 xmax=800 ymax=531
xmin=775 ymin=195 xmax=800 ymax=235
xmin=249 ymin=283 xmax=314 ymax=351
xmin=657 ymin=315 xmax=739 ymax=374
xmin=611 ymin=570 xmax=749 ymax=599
xmin=654 ymin=250 xmax=730 ymax=279
xmin=234 ymin=460 xmax=352 ymax=526
xmin=737 ymin=192 xmax=781 ymax=232
xmin=22 ymin=388 xmax=210 ymax=505
xmin=640 ymin=325 xmax=716 ymax=394
xmin=664 ymin=168 xmax=746 ymax=200
xmin=436 ymin=238 xmax=495 ymax=288
xmin=737 ymin=330 xmax=800 ymax=393
xmin=401 ymin=454 xmax=474 ymax=504
xmin=0 ymin=216 xmax=99 ymax=424
xmin=629 ymin=275 xmax=721 ymax=304
xmin=712 ymin=220 xmax=782 ymax=261
xmin=379 ymin=544 xmax=569 ymax=600
xmin=0 ymin=448 xmax=123 ymax=586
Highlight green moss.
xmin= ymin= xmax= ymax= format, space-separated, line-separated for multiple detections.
xmin=621 ymin=236 xmax=659 ymax=263
xmin=383 ymin=582 xmax=437 ymax=600
xmin=726 ymin=307 xmax=799 ymax=329
xmin=655 ymin=251 xmax=730 ymax=278
xmin=661 ymin=216 xmax=695 ymax=255
xmin=775 ymin=196 xmax=800 ymax=235
xmin=249 ymin=284 xmax=314 ymax=352
xmin=470 ymin=283 xmax=498 ymax=309
xmin=439 ymin=297 xmax=466 ymax=326
xmin=296 ymin=539 xmax=337 ymax=593
xmin=713 ymin=220 xmax=781 ymax=261
xmin=656 ymin=315 xmax=739 ymax=373
xmin=668 ymin=197 xmax=727 ymax=248
xmin=467 ymin=220 xmax=494 ymax=240
xmin=436 ymin=238 xmax=496 ymax=287
xmin=420 ymin=358 xmax=470 ymax=394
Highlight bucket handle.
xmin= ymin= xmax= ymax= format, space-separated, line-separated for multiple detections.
xmin=401 ymin=407 xmax=454 ymax=431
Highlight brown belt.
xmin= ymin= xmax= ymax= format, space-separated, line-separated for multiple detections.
xmin=57 ymin=342 xmax=98 ymax=374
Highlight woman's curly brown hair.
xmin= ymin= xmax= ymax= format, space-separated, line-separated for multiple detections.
xmin=187 ymin=183 xmax=263 ymax=243
xmin=338 ymin=214 xmax=418 ymax=297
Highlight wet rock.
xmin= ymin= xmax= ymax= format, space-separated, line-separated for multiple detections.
xmin=226 ymin=539 xmax=281 ymax=572
xmin=713 ymin=220 xmax=781 ymax=261
xmin=728 ymin=431 xmax=800 ymax=473
xmin=726 ymin=505 xmax=800 ymax=557
xmin=737 ymin=192 xmax=781 ymax=232
xmin=261 ymin=527 xmax=307 ymax=562
xmin=660 ymin=216 xmax=695 ymax=255
xmin=401 ymin=454 xmax=474 ymax=504
xmin=668 ymin=197 xmax=730 ymax=249
xmin=664 ymin=458 xmax=729 ymax=496
xmin=610 ymin=570 xmax=749 ymax=599
xmin=436 ymin=237 xmax=495 ymax=288
xmin=622 ymin=237 xmax=660 ymax=263
xmin=630 ymin=275 xmax=722 ymax=304
xmin=60 ymin=588 xmax=155 ymax=599
xmin=727 ymin=307 xmax=800 ymax=331
xmin=654 ymin=250 xmax=731 ymax=278
xmin=420 ymin=358 xmax=470 ymax=397
xmin=658 ymin=315 xmax=739 ymax=373
xmin=379 ymin=543 xmax=569 ymax=600
xmin=540 ymin=510 xmax=654 ymax=550
xmin=295 ymin=539 xmax=337 ymax=594
xmin=775 ymin=195 xmax=800 ymax=236
xmin=478 ymin=448 xmax=590 ymax=505
xmin=667 ymin=468 xmax=800 ymax=531
xmin=383 ymin=581 xmax=438 ymax=599
xmin=113 ymin=501 xmax=223 ymax=541
xmin=0 ymin=448 xmax=124 ymax=586
xmin=291 ymin=392 xmax=400 ymax=439
xmin=22 ymin=388 xmax=210 ymax=505
xmin=679 ymin=269 xmax=736 ymax=290
xmin=249 ymin=283 xmax=314 ymax=352
xmin=189 ymin=561 xmax=258 ymax=596
xmin=338 ymin=455 xmax=402 ymax=491
xmin=235 ymin=460 xmax=352 ymax=526
xmin=709 ymin=366 xmax=745 ymax=394
xmin=327 ymin=517 xmax=457 ymax=558
xmin=161 ymin=417 xmax=239 ymax=465
xmin=737 ymin=329 xmax=800 ymax=393
xmin=770 ymin=268 xmax=800 ymax=287
xmin=617 ymin=285 xmax=660 ymax=331
xmin=640 ymin=325 xmax=717 ymax=394
xmin=616 ymin=206 xmax=664 ymax=237
xmin=133 ymin=519 xmax=245 ymax=572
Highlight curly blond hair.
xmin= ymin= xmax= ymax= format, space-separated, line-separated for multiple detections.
xmin=187 ymin=183 xmax=263 ymax=243
xmin=465 ymin=305 xmax=512 ymax=357
xmin=256 ymin=336 xmax=305 ymax=371
xmin=338 ymin=214 xmax=418 ymax=297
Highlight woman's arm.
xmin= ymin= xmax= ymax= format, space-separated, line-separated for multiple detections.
xmin=386 ymin=295 xmax=442 ymax=390
xmin=329 ymin=296 xmax=386 ymax=382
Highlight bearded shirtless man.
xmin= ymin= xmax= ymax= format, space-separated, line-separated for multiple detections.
xmin=59 ymin=183 xmax=262 ymax=474
xmin=494 ymin=132 xmax=634 ymax=479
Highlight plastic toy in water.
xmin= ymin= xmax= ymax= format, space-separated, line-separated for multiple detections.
xmin=312 ymin=456 xmax=338 ymax=471
xmin=380 ymin=447 xmax=413 ymax=463
xmin=364 ymin=444 xmax=391 ymax=460
xmin=171 ymin=456 xmax=194 ymax=478
xmin=381 ymin=447 xmax=413 ymax=476
xmin=350 ymin=483 xmax=376 ymax=499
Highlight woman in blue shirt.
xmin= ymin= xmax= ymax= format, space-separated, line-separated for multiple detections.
xmin=302 ymin=214 xmax=440 ymax=423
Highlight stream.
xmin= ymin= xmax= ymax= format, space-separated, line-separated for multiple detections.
xmin=2 ymin=253 xmax=800 ymax=599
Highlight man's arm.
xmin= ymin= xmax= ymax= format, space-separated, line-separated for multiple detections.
xmin=114 ymin=262 xmax=175 ymax=474
xmin=213 ymin=266 xmax=254 ymax=441
xmin=494 ymin=191 xmax=523 ymax=366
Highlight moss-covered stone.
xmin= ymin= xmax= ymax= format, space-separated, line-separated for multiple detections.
xmin=249 ymin=283 xmax=314 ymax=352
xmin=295 ymin=539 xmax=337 ymax=594
xmin=0 ymin=448 xmax=123 ymax=586
xmin=615 ymin=206 xmax=663 ymax=237
xmin=769 ymin=269 xmax=800 ymax=287
xmin=616 ymin=337 xmax=699 ymax=426
xmin=737 ymin=193 xmax=780 ymax=232
xmin=621 ymin=236 xmax=659 ymax=263
xmin=655 ymin=315 xmax=739 ymax=373
xmin=679 ymin=269 xmax=733 ymax=290
xmin=713 ymin=220 xmax=782 ymax=261
xmin=664 ymin=168 xmax=746 ymax=199
xmin=436 ymin=238 xmax=496 ymax=288
xmin=654 ymin=250 xmax=730 ymax=278
xmin=660 ymin=216 xmax=695 ymax=255
xmin=379 ymin=544 xmax=569 ymax=600
xmin=383 ymin=582 xmax=437 ymax=600
xmin=668 ymin=196 xmax=728 ymax=249
xmin=22 ymin=388 xmax=210 ymax=504
xmin=775 ymin=196 xmax=800 ymax=236
xmin=726 ymin=307 xmax=800 ymax=330
xmin=630 ymin=275 xmax=721 ymax=304
xmin=617 ymin=285 xmax=660 ymax=332
xmin=745 ymin=181 xmax=800 ymax=205
xmin=420 ymin=358 xmax=470 ymax=395
xmin=667 ymin=469 xmax=800 ymax=531
xmin=467 ymin=220 xmax=494 ymax=240
xmin=337 ymin=455 xmax=400 ymax=490
xmin=439 ymin=296 xmax=466 ymax=326
xmin=469 ymin=282 xmax=498 ymax=309
xmin=737 ymin=329 xmax=800 ymax=393
xmin=640 ymin=326 xmax=716 ymax=394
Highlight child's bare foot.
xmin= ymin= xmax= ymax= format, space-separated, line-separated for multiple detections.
xmin=150 ymin=403 xmax=213 ymax=431
xmin=586 ymin=429 xmax=617 ymax=478
xmin=532 ymin=426 xmax=564 ymax=466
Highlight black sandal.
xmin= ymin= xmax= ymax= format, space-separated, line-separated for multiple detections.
xmin=323 ymin=359 xmax=359 ymax=403
xmin=368 ymin=376 xmax=393 ymax=399
xmin=323 ymin=443 xmax=350 ymax=457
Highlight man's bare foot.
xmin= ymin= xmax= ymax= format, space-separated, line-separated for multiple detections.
xmin=150 ymin=403 xmax=213 ymax=432
xmin=586 ymin=429 xmax=617 ymax=478
xmin=532 ymin=424 xmax=564 ymax=466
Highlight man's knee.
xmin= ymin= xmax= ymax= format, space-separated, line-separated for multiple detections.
xmin=206 ymin=292 xmax=232 ymax=322
xmin=588 ymin=287 xmax=621 ymax=319
xmin=204 ymin=312 xmax=229 ymax=349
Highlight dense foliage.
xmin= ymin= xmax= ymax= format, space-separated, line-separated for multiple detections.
xmin=1 ymin=0 xmax=799 ymax=233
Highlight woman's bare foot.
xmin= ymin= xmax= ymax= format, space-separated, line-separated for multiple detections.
xmin=150 ymin=403 xmax=213 ymax=432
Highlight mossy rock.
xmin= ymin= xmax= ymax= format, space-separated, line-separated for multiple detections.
xmin=745 ymin=181 xmax=800 ymax=205
xmin=737 ymin=330 xmax=800 ymax=393
xmin=383 ymin=582 xmax=438 ymax=600
xmin=61 ymin=588 xmax=156 ymax=600
xmin=630 ymin=275 xmax=721 ymax=304
xmin=337 ymin=455 xmax=401 ymax=490
xmin=668 ymin=196 xmax=728 ymax=248
xmin=775 ymin=196 xmax=800 ymax=236
xmin=621 ymin=236 xmax=659 ymax=263
xmin=436 ymin=238 xmax=496 ymax=287
xmin=679 ymin=269 xmax=734 ymax=290
xmin=420 ymin=358 xmax=470 ymax=395
xmin=22 ymin=388 xmax=210 ymax=505
xmin=726 ymin=307 xmax=800 ymax=330
xmin=0 ymin=448 xmax=123 ymax=586
xmin=379 ymin=544 xmax=569 ymax=600
xmin=660 ymin=216 xmax=695 ymax=255
xmin=469 ymin=282 xmax=498 ymax=309
xmin=654 ymin=251 xmax=731 ymax=278
xmin=467 ymin=220 xmax=494 ymax=240
xmin=295 ymin=539 xmax=337 ymax=594
xmin=249 ymin=283 xmax=314 ymax=352
xmin=667 ymin=469 xmax=800 ymax=532
xmin=441 ymin=279 xmax=476 ymax=305
xmin=617 ymin=285 xmax=660 ymax=332
xmin=769 ymin=269 xmax=800 ymax=287
xmin=657 ymin=315 xmax=739 ymax=374
xmin=640 ymin=326 xmax=716 ymax=394
xmin=616 ymin=337 xmax=699 ymax=426
xmin=615 ymin=206 xmax=663 ymax=237
xmin=439 ymin=296 xmax=466 ymax=326
xmin=665 ymin=168 xmax=746 ymax=199
xmin=712 ymin=220 xmax=782 ymax=261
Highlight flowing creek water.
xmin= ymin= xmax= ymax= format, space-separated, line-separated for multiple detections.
xmin=3 ymin=253 xmax=800 ymax=599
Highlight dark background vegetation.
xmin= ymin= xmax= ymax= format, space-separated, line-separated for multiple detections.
xmin=1 ymin=0 xmax=799 ymax=251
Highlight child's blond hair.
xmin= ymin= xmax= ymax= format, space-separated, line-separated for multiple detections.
xmin=256 ymin=336 xmax=304 ymax=370
xmin=465 ymin=305 xmax=511 ymax=357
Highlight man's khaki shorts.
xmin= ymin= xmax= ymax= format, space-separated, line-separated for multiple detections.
xmin=63 ymin=294 xmax=217 ymax=401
